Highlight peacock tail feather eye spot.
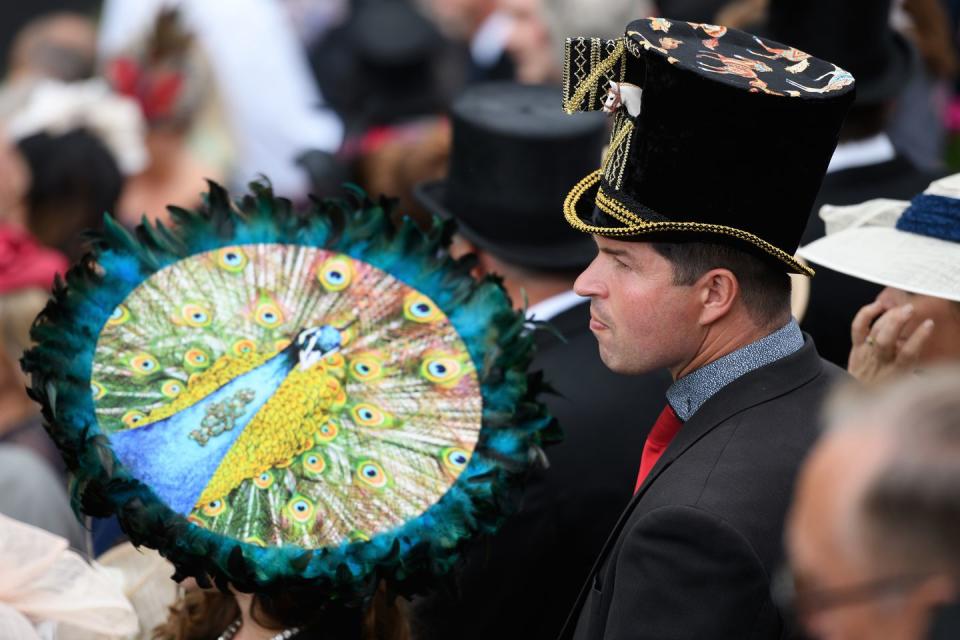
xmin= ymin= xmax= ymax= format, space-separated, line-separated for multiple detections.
xmin=441 ymin=447 xmax=471 ymax=473
xmin=231 ymin=339 xmax=257 ymax=356
xmin=302 ymin=452 xmax=326 ymax=474
xmin=317 ymin=255 xmax=355 ymax=292
xmin=403 ymin=292 xmax=444 ymax=323
xmin=286 ymin=495 xmax=315 ymax=523
xmin=160 ymin=379 xmax=184 ymax=398
xmin=121 ymin=409 xmax=147 ymax=428
xmin=348 ymin=354 xmax=385 ymax=382
xmin=216 ymin=246 xmax=248 ymax=272
xmin=420 ymin=352 xmax=465 ymax=387
xmin=184 ymin=348 xmax=211 ymax=370
xmin=253 ymin=470 xmax=274 ymax=489
xmin=356 ymin=460 xmax=388 ymax=488
xmin=202 ymin=498 xmax=226 ymax=517
xmin=323 ymin=352 xmax=345 ymax=368
xmin=130 ymin=353 xmax=160 ymax=376
xmin=186 ymin=515 xmax=207 ymax=528
xmin=350 ymin=403 xmax=390 ymax=428
xmin=180 ymin=303 xmax=213 ymax=328
xmin=254 ymin=302 xmax=284 ymax=329
xmin=314 ymin=418 xmax=340 ymax=443
xmin=106 ymin=304 xmax=131 ymax=326
xmin=91 ymin=381 xmax=106 ymax=400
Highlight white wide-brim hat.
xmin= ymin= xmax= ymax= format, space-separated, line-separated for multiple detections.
xmin=798 ymin=174 xmax=960 ymax=303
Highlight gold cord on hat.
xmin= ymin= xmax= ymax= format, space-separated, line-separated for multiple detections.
xmin=563 ymin=170 xmax=815 ymax=276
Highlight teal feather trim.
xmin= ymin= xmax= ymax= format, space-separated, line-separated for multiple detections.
xmin=22 ymin=181 xmax=557 ymax=603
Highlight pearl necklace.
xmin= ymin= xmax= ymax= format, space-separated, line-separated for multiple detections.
xmin=217 ymin=618 xmax=302 ymax=640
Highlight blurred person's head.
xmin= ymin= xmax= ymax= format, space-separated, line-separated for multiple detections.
xmin=427 ymin=0 xmax=499 ymax=39
xmin=786 ymin=369 xmax=960 ymax=640
xmin=105 ymin=8 xmax=208 ymax=135
xmin=415 ymin=82 xmax=606 ymax=307
xmin=153 ymin=580 xmax=409 ymax=639
xmin=501 ymin=0 xmax=653 ymax=84
xmin=6 ymin=12 xmax=97 ymax=83
xmin=17 ymin=128 xmax=123 ymax=260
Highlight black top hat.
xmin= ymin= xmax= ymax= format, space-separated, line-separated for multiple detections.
xmin=561 ymin=19 xmax=856 ymax=275
xmin=416 ymin=82 xmax=606 ymax=271
xmin=765 ymin=0 xmax=915 ymax=106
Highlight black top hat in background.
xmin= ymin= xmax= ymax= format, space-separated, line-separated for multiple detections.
xmin=561 ymin=19 xmax=856 ymax=275
xmin=416 ymin=83 xmax=606 ymax=271
xmin=765 ymin=0 xmax=915 ymax=106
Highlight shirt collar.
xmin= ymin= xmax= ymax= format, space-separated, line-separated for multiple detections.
xmin=526 ymin=290 xmax=586 ymax=322
xmin=826 ymin=133 xmax=896 ymax=174
xmin=666 ymin=318 xmax=804 ymax=421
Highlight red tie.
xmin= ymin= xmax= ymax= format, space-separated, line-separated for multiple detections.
xmin=634 ymin=404 xmax=684 ymax=493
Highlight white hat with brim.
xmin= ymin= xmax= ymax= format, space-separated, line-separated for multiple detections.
xmin=797 ymin=174 xmax=960 ymax=303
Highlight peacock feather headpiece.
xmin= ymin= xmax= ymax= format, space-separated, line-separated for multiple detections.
xmin=22 ymin=182 xmax=555 ymax=602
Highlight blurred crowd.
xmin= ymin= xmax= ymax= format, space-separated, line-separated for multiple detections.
xmin=1 ymin=0 xmax=960 ymax=639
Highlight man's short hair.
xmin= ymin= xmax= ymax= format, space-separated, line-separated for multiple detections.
xmin=650 ymin=240 xmax=792 ymax=328
xmin=828 ymin=369 xmax=960 ymax=576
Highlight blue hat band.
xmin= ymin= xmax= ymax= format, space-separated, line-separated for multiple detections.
xmin=896 ymin=194 xmax=960 ymax=243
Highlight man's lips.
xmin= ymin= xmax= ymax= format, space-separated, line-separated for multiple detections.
xmin=589 ymin=310 xmax=609 ymax=331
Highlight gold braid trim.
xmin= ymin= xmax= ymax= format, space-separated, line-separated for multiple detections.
xmin=563 ymin=39 xmax=626 ymax=114
xmin=563 ymin=170 xmax=815 ymax=276
xmin=600 ymin=119 xmax=635 ymax=176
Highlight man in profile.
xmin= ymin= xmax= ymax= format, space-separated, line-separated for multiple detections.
xmin=413 ymin=81 xmax=669 ymax=640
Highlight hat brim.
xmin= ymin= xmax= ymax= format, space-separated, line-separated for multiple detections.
xmin=414 ymin=179 xmax=597 ymax=271
xmin=563 ymin=170 xmax=815 ymax=276
xmin=798 ymin=226 xmax=960 ymax=302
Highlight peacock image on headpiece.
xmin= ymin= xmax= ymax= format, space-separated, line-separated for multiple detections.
xmin=22 ymin=182 xmax=555 ymax=599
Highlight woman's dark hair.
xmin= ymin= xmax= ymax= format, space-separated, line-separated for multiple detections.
xmin=17 ymin=127 xmax=123 ymax=260
xmin=152 ymin=583 xmax=410 ymax=640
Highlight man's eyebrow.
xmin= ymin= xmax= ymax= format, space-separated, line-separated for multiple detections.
xmin=598 ymin=246 xmax=628 ymax=257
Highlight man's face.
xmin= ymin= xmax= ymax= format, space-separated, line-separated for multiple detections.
xmin=787 ymin=429 xmax=937 ymax=640
xmin=573 ymin=236 xmax=701 ymax=375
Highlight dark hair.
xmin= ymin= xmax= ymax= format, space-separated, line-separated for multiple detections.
xmin=152 ymin=584 xmax=410 ymax=640
xmin=650 ymin=240 xmax=791 ymax=328
xmin=17 ymin=128 xmax=123 ymax=260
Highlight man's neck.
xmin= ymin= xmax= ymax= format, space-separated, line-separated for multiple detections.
xmin=670 ymin=317 xmax=787 ymax=381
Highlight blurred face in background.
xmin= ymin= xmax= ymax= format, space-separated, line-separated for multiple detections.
xmin=427 ymin=0 xmax=497 ymax=39
xmin=501 ymin=0 xmax=558 ymax=83
xmin=875 ymin=287 xmax=960 ymax=364
xmin=787 ymin=428 xmax=950 ymax=640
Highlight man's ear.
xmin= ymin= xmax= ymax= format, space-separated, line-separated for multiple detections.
xmin=695 ymin=268 xmax=739 ymax=326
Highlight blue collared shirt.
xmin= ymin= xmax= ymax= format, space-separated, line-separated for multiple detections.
xmin=666 ymin=319 xmax=804 ymax=421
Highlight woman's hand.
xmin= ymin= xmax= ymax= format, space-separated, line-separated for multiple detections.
xmin=848 ymin=300 xmax=935 ymax=385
